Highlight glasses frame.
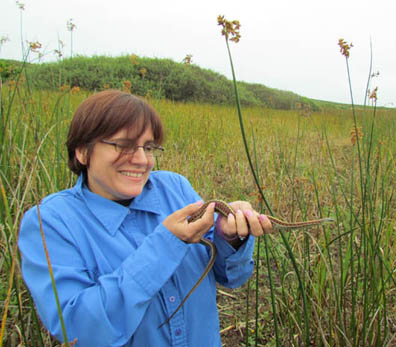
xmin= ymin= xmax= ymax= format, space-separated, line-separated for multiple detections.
xmin=100 ymin=139 xmax=164 ymax=157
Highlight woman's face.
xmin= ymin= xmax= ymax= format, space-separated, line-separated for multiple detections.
xmin=76 ymin=127 xmax=155 ymax=201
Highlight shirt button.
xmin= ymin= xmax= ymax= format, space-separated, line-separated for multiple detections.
xmin=169 ymin=296 xmax=176 ymax=302
xmin=175 ymin=328 xmax=182 ymax=336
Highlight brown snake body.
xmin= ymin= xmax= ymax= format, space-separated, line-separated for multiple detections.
xmin=159 ymin=199 xmax=334 ymax=327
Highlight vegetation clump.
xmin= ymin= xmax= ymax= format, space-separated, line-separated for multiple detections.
xmin=1 ymin=55 xmax=320 ymax=111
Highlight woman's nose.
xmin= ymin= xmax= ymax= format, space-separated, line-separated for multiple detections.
xmin=128 ymin=147 xmax=149 ymax=165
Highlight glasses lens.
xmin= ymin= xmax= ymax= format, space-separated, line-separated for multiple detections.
xmin=144 ymin=145 xmax=164 ymax=157
xmin=113 ymin=140 xmax=164 ymax=157
xmin=115 ymin=140 xmax=136 ymax=154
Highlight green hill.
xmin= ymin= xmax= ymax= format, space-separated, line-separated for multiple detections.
xmin=0 ymin=55 xmax=348 ymax=111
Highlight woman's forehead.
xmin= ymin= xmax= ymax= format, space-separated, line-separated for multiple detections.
xmin=113 ymin=125 xmax=153 ymax=140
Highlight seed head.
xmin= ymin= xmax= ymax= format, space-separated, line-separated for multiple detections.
xmin=71 ymin=86 xmax=80 ymax=94
xmin=61 ymin=338 xmax=78 ymax=347
xmin=130 ymin=54 xmax=139 ymax=65
xmin=183 ymin=54 xmax=193 ymax=65
xmin=122 ymin=80 xmax=132 ymax=93
xmin=350 ymin=126 xmax=363 ymax=145
xmin=8 ymin=80 xmax=16 ymax=90
xmin=59 ymin=84 xmax=70 ymax=92
xmin=67 ymin=19 xmax=76 ymax=32
xmin=338 ymin=38 xmax=353 ymax=58
xmin=217 ymin=15 xmax=241 ymax=43
xmin=0 ymin=35 xmax=10 ymax=46
xmin=249 ymin=186 xmax=266 ymax=204
xmin=16 ymin=1 xmax=25 ymax=10
xmin=28 ymin=40 xmax=42 ymax=53
xmin=368 ymin=87 xmax=378 ymax=102
xmin=54 ymin=49 xmax=63 ymax=58
xmin=140 ymin=67 xmax=147 ymax=78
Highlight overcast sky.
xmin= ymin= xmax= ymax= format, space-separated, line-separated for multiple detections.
xmin=1 ymin=0 xmax=395 ymax=107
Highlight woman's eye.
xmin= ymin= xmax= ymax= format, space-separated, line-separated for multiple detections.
xmin=118 ymin=143 xmax=135 ymax=152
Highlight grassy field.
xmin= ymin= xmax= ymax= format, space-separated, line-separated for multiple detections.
xmin=1 ymin=82 xmax=396 ymax=346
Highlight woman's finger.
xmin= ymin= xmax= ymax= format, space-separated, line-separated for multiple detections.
xmin=235 ymin=209 xmax=249 ymax=238
xmin=258 ymin=214 xmax=274 ymax=234
xmin=188 ymin=202 xmax=215 ymax=229
xmin=172 ymin=200 xmax=204 ymax=221
xmin=243 ymin=209 xmax=263 ymax=237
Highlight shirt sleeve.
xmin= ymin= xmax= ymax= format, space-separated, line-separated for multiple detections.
xmin=177 ymin=174 xmax=255 ymax=289
xmin=18 ymin=204 xmax=190 ymax=346
xmin=212 ymin=232 xmax=255 ymax=288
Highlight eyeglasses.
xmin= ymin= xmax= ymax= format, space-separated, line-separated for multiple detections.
xmin=101 ymin=139 xmax=164 ymax=157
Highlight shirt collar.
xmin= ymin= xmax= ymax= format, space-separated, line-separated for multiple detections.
xmin=73 ymin=174 xmax=162 ymax=236
xmin=130 ymin=178 xmax=162 ymax=215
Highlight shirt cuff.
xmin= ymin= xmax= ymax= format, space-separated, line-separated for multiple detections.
xmin=213 ymin=228 xmax=255 ymax=258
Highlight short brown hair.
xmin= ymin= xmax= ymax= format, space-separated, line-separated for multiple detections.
xmin=66 ymin=90 xmax=164 ymax=175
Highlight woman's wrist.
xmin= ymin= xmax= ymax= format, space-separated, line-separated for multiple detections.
xmin=215 ymin=217 xmax=247 ymax=245
xmin=216 ymin=227 xmax=240 ymax=241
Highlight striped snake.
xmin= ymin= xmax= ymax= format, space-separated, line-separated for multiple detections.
xmin=159 ymin=199 xmax=334 ymax=327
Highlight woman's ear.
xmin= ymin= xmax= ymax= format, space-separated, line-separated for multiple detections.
xmin=75 ymin=147 xmax=88 ymax=165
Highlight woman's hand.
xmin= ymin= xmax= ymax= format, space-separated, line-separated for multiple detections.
xmin=163 ymin=201 xmax=216 ymax=243
xmin=216 ymin=201 xmax=273 ymax=245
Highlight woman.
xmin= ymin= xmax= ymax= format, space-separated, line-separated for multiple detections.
xmin=19 ymin=90 xmax=272 ymax=346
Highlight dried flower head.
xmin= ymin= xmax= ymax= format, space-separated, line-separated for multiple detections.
xmin=54 ymin=49 xmax=63 ymax=58
xmin=338 ymin=38 xmax=353 ymax=58
xmin=61 ymin=338 xmax=78 ymax=347
xmin=350 ymin=126 xmax=363 ymax=145
xmin=67 ymin=18 xmax=76 ymax=32
xmin=16 ymin=1 xmax=25 ymax=10
xmin=368 ymin=87 xmax=378 ymax=102
xmin=183 ymin=54 xmax=193 ymax=65
xmin=8 ymin=80 xmax=16 ymax=90
xmin=130 ymin=54 xmax=139 ymax=65
xmin=217 ymin=15 xmax=241 ymax=43
xmin=59 ymin=84 xmax=70 ymax=92
xmin=140 ymin=67 xmax=147 ymax=78
xmin=0 ymin=35 xmax=10 ymax=46
xmin=122 ymin=80 xmax=132 ymax=93
xmin=297 ymin=102 xmax=312 ymax=117
xmin=249 ymin=186 xmax=266 ymax=205
xmin=71 ymin=86 xmax=80 ymax=94
xmin=28 ymin=41 xmax=42 ymax=53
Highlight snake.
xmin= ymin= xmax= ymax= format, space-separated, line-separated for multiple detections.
xmin=159 ymin=199 xmax=334 ymax=327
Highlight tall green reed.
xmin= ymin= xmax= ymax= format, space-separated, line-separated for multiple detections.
xmin=214 ymin=18 xmax=396 ymax=346
xmin=217 ymin=15 xmax=318 ymax=346
xmin=317 ymin=39 xmax=396 ymax=346
xmin=0 ymin=36 xmax=76 ymax=345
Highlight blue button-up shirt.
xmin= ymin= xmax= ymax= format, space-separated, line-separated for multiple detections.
xmin=19 ymin=171 xmax=255 ymax=346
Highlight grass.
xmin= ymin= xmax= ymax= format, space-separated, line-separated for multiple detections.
xmin=1 ymin=78 xmax=395 ymax=346
xmin=1 ymin=23 xmax=396 ymax=346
